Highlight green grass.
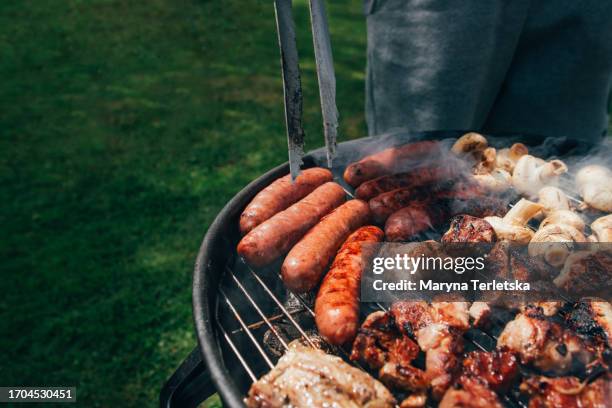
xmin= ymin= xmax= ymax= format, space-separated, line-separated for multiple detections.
xmin=0 ymin=0 xmax=366 ymax=406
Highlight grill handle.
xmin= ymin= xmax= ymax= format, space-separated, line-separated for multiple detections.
xmin=159 ymin=346 xmax=215 ymax=408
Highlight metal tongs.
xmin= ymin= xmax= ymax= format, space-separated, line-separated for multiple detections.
xmin=274 ymin=0 xmax=338 ymax=179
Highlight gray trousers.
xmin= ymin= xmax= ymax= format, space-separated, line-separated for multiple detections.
xmin=365 ymin=0 xmax=612 ymax=142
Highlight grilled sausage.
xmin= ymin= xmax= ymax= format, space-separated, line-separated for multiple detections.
xmin=343 ymin=140 xmax=441 ymax=187
xmin=281 ymin=199 xmax=370 ymax=293
xmin=369 ymin=188 xmax=426 ymax=224
xmin=385 ymin=204 xmax=437 ymax=242
xmin=355 ymin=165 xmax=461 ymax=200
xmin=238 ymin=182 xmax=346 ymax=266
xmin=239 ymin=167 xmax=333 ymax=234
xmin=385 ymin=197 xmax=506 ymax=242
xmin=315 ymin=226 xmax=384 ymax=345
xmin=370 ymin=181 xmax=486 ymax=224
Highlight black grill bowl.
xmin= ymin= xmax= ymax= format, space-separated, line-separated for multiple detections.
xmin=160 ymin=131 xmax=596 ymax=408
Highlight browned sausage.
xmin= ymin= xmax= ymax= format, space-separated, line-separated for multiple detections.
xmin=237 ymin=182 xmax=345 ymax=267
xmin=315 ymin=226 xmax=384 ymax=345
xmin=369 ymin=188 xmax=428 ymax=224
xmin=239 ymin=167 xmax=333 ymax=234
xmin=369 ymin=181 xmax=486 ymax=224
xmin=384 ymin=204 xmax=439 ymax=242
xmin=281 ymin=199 xmax=370 ymax=293
xmin=354 ymin=165 xmax=461 ymax=200
xmin=343 ymin=141 xmax=441 ymax=187
xmin=385 ymin=197 xmax=506 ymax=242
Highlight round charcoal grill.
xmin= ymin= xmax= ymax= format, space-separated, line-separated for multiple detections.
xmin=159 ymin=131 xmax=597 ymax=408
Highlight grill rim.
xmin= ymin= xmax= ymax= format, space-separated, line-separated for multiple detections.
xmin=193 ymin=158 xmax=303 ymax=408
xmin=187 ymin=131 xmax=600 ymax=408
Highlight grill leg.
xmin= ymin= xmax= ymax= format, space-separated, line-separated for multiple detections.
xmin=160 ymin=347 xmax=215 ymax=408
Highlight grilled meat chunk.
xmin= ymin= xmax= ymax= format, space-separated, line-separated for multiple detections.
xmin=246 ymin=342 xmax=395 ymax=408
xmin=554 ymin=250 xmax=612 ymax=293
xmin=439 ymin=377 xmax=503 ymax=408
xmin=391 ymin=301 xmax=469 ymax=399
xmin=520 ymin=375 xmax=611 ymax=408
xmin=441 ymin=215 xmax=496 ymax=244
xmin=475 ymin=242 xmax=561 ymax=316
xmin=468 ymin=301 xmax=492 ymax=328
xmin=498 ymin=310 xmax=597 ymax=375
xmin=350 ymin=311 xmax=428 ymax=393
xmin=566 ymin=298 xmax=612 ymax=348
xmin=439 ymin=349 xmax=519 ymax=408
xmin=461 ymin=349 xmax=520 ymax=393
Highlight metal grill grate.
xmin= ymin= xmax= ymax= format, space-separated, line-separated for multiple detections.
xmin=213 ymin=181 xmax=588 ymax=407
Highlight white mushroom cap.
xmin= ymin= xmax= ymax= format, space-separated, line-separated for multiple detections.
xmin=513 ymin=155 xmax=568 ymax=199
xmin=541 ymin=210 xmax=585 ymax=232
xmin=451 ymin=132 xmax=488 ymax=156
xmin=591 ymin=214 xmax=612 ymax=242
xmin=503 ymin=198 xmax=544 ymax=227
xmin=496 ymin=143 xmax=528 ymax=173
xmin=538 ymin=186 xmax=570 ymax=216
xmin=473 ymin=168 xmax=512 ymax=192
xmin=529 ymin=224 xmax=587 ymax=267
xmin=484 ymin=216 xmax=534 ymax=244
xmin=576 ymin=165 xmax=612 ymax=212
xmin=474 ymin=147 xmax=497 ymax=174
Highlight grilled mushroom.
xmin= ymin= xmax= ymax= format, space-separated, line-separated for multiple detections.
xmin=452 ymin=132 xmax=488 ymax=157
xmin=529 ymin=224 xmax=587 ymax=267
xmin=540 ymin=210 xmax=585 ymax=232
xmin=591 ymin=214 xmax=612 ymax=243
xmin=512 ymin=155 xmax=568 ymax=199
xmin=538 ymin=186 xmax=570 ymax=216
xmin=496 ymin=143 xmax=528 ymax=173
xmin=473 ymin=168 xmax=512 ymax=192
xmin=576 ymin=165 xmax=612 ymax=212
xmin=484 ymin=198 xmax=542 ymax=244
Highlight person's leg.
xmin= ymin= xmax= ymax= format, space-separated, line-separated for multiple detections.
xmin=365 ymin=0 xmax=531 ymax=136
xmin=482 ymin=0 xmax=612 ymax=142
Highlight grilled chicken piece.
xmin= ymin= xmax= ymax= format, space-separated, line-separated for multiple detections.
xmin=474 ymin=242 xmax=561 ymax=318
xmin=498 ymin=310 xmax=597 ymax=375
xmin=391 ymin=301 xmax=469 ymax=399
xmin=439 ymin=349 xmax=520 ymax=408
xmin=566 ymin=298 xmax=612 ymax=348
xmin=441 ymin=215 xmax=496 ymax=244
xmin=461 ymin=349 xmax=520 ymax=393
xmin=399 ymin=392 xmax=428 ymax=408
xmin=439 ymin=377 xmax=504 ymax=408
xmin=468 ymin=301 xmax=492 ymax=328
xmin=350 ymin=311 xmax=428 ymax=393
xmin=520 ymin=375 xmax=611 ymax=408
xmin=246 ymin=341 xmax=395 ymax=408
xmin=555 ymin=250 xmax=612 ymax=293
